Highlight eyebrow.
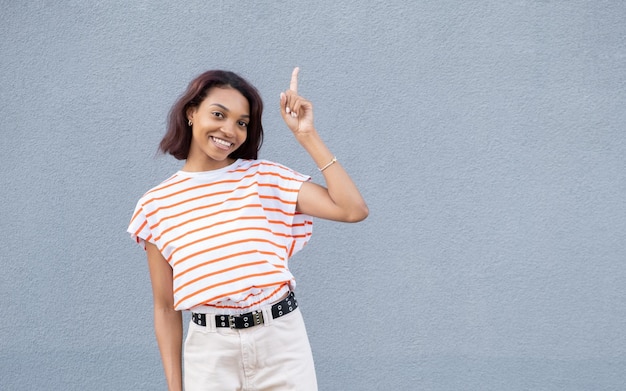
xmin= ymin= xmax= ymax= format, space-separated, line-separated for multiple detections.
xmin=210 ymin=103 xmax=250 ymax=118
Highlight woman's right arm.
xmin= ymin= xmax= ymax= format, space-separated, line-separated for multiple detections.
xmin=146 ymin=242 xmax=183 ymax=391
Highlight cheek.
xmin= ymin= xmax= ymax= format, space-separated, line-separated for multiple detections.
xmin=191 ymin=128 xmax=203 ymax=140
xmin=240 ymin=129 xmax=249 ymax=143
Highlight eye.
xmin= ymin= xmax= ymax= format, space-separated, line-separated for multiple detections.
xmin=212 ymin=111 xmax=224 ymax=118
xmin=238 ymin=120 xmax=249 ymax=128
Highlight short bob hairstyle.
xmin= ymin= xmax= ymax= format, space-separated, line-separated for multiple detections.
xmin=160 ymin=70 xmax=264 ymax=160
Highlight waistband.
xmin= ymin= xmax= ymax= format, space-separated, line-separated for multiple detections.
xmin=189 ymin=285 xmax=291 ymax=315
xmin=192 ymin=291 xmax=298 ymax=329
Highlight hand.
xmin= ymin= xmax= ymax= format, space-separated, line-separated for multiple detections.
xmin=280 ymin=67 xmax=315 ymax=135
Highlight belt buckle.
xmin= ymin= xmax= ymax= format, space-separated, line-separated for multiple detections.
xmin=227 ymin=311 xmax=265 ymax=329
xmin=228 ymin=315 xmax=236 ymax=329
xmin=252 ymin=311 xmax=264 ymax=326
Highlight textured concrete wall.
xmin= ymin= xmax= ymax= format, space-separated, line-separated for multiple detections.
xmin=1 ymin=1 xmax=625 ymax=390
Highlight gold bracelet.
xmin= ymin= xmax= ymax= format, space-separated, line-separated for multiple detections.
xmin=318 ymin=156 xmax=337 ymax=172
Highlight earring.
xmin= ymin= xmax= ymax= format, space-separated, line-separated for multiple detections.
xmin=188 ymin=120 xmax=193 ymax=126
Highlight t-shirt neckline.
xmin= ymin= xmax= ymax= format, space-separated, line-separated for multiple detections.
xmin=176 ymin=159 xmax=242 ymax=177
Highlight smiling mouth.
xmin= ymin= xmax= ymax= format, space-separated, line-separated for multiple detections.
xmin=210 ymin=136 xmax=234 ymax=149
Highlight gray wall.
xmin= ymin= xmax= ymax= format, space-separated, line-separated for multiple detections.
xmin=1 ymin=1 xmax=625 ymax=390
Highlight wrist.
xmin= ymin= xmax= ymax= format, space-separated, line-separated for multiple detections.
xmin=318 ymin=156 xmax=338 ymax=172
xmin=294 ymin=130 xmax=335 ymax=169
xmin=294 ymin=128 xmax=319 ymax=143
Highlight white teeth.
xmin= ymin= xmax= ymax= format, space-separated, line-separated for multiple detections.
xmin=211 ymin=137 xmax=232 ymax=147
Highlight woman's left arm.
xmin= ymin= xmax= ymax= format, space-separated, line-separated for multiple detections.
xmin=280 ymin=68 xmax=368 ymax=222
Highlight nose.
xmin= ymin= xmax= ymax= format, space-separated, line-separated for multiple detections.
xmin=220 ymin=121 xmax=236 ymax=137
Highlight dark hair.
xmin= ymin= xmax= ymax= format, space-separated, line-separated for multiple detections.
xmin=160 ymin=70 xmax=264 ymax=160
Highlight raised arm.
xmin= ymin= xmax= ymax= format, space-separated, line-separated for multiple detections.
xmin=279 ymin=67 xmax=368 ymax=222
xmin=145 ymin=242 xmax=183 ymax=391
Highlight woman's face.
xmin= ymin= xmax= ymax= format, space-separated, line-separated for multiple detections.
xmin=185 ymin=87 xmax=250 ymax=171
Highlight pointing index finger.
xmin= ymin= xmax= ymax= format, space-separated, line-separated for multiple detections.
xmin=289 ymin=67 xmax=299 ymax=93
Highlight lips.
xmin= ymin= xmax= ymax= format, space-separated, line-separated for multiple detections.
xmin=210 ymin=136 xmax=233 ymax=150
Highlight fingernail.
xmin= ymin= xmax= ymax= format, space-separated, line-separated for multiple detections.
xmin=291 ymin=112 xmax=297 ymax=118
xmin=286 ymin=107 xmax=291 ymax=114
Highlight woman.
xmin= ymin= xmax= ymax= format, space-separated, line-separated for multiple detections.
xmin=128 ymin=68 xmax=368 ymax=390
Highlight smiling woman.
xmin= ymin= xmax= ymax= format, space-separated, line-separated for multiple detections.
xmin=128 ymin=68 xmax=368 ymax=391
xmin=159 ymin=70 xmax=264 ymax=162
xmin=184 ymin=87 xmax=250 ymax=171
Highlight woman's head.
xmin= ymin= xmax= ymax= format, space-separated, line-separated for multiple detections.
xmin=160 ymin=70 xmax=264 ymax=160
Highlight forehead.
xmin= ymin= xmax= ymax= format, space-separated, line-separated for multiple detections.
xmin=201 ymin=87 xmax=249 ymax=113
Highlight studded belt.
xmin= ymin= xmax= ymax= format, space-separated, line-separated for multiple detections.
xmin=191 ymin=291 xmax=298 ymax=329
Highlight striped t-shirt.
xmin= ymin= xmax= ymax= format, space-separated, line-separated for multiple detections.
xmin=128 ymin=159 xmax=313 ymax=313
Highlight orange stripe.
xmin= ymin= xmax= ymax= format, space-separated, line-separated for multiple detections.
xmin=206 ymin=284 xmax=289 ymax=310
xmin=149 ymin=196 xmax=261 ymax=233
xmin=146 ymin=180 xmax=298 ymax=221
xmin=231 ymin=160 xmax=262 ymax=173
xmin=132 ymin=219 xmax=147 ymax=238
xmin=166 ymin=225 xmax=272 ymax=262
xmin=129 ymin=206 xmax=146 ymax=227
xmin=173 ymin=260 xmax=270 ymax=294
xmin=173 ymin=249 xmax=283 ymax=280
xmin=257 ymin=183 xmax=300 ymax=193
xmin=145 ymin=181 xmax=258 ymax=218
xmin=158 ymin=214 xmax=265 ymax=252
xmin=132 ymin=174 xmax=185 ymax=204
xmin=233 ymin=160 xmax=304 ymax=180
xmin=160 ymin=216 xmax=310 ymax=255
xmin=153 ymin=203 xmax=263 ymax=244
xmin=174 ymin=271 xmax=285 ymax=308
xmin=259 ymin=195 xmax=297 ymax=205
xmin=133 ymin=160 xmax=304 ymax=228
xmin=143 ymin=171 xmax=260 ymax=205
xmin=266 ymin=219 xmax=294 ymax=228
xmin=288 ymin=241 xmax=297 ymax=258
xmin=233 ymin=160 xmax=308 ymax=182
xmin=159 ymin=214 xmax=305 ymax=252
xmin=195 ymin=283 xmax=290 ymax=310
xmin=154 ymin=209 xmax=309 ymax=253
xmin=143 ymin=176 xmax=191 ymax=196
xmin=258 ymin=170 xmax=307 ymax=182
xmin=144 ymin=178 xmax=300 ymax=222
xmin=152 ymin=192 xmax=258 ymax=228
xmin=262 ymin=207 xmax=295 ymax=217
xmin=172 ymin=237 xmax=287 ymax=267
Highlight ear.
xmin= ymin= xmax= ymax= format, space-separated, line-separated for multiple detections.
xmin=186 ymin=106 xmax=197 ymax=123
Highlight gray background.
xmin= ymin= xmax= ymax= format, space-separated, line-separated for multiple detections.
xmin=1 ymin=1 xmax=625 ymax=390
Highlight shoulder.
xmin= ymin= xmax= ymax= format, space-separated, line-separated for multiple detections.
xmin=253 ymin=159 xmax=309 ymax=181
xmin=235 ymin=159 xmax=282 ymax=170
xmin=233 ymin=159 xmax=296 ymax=176
xmin=135 ymin=172 xmax=185 ymax=205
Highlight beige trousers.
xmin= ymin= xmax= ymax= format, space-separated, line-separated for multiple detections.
xmin=184 ymin=307 xmax=318 ymax=391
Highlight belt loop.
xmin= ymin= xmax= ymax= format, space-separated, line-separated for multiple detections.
xmin=207 ymin=312 xmax=217 ymax=331
xmin=261 ymin=305 xmax=273 ymax=327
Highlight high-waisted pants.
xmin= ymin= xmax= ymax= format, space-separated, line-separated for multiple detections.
xmin=184 ymin=307 xmax=318 ymax=391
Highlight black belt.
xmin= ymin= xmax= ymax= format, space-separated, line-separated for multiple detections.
xmin=191 ymin=291 xmax=298 ymax=329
